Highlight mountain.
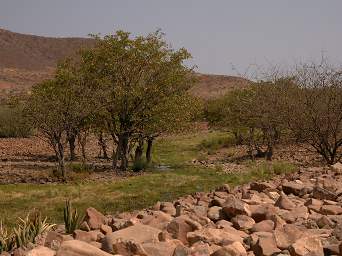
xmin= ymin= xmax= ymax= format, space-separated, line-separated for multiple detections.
xmin=0 ymin=28 xmax=248 ymax=100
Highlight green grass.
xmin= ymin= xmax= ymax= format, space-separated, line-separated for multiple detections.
xmin=0 ymin=131 xmax=296 ymax=227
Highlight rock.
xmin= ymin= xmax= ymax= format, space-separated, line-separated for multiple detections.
xmin=56 ymin=240 xmax=112 ymax=256
xmin=332 ymin=224 xmax=342 ymax=241
xmin=161 ymin=202 xmax=177 ymax=216
xmin=102 ymin=223 xmax=161 ymax=253
xmin=304 ymin=198 xmax=323 ymax=212
xmin=187 ymin=227 xmax=243 ymax=246
xmin=211 ymin=241 xmax=247 ymax=256
xmin=339 ymin=243 xmax=342 ymax=256
xmin=207 ymin=206 xmax=224 ymax=221
xmin=275 ymin=193 xmax=296 ymax=210
xmin=27 ymin=246 xmax=56 ymax=256
xmin=279 ymin=206 xmax=309 ymax=223
xmin=167 ymin=216 xmax=194 ymax=245
xmin=84 ymin=207 xmax=107 ymax=230
xmin=231 ymin=215 xmax=255 ymax=231
xmin=331 ymin=162 xmax=342 ymax=173
xmin=249 ymin=204 xmax=277 ymax=222
xmin=222 ymin=195 xmax=251 ymax=218
xmin=282 ymin=182 xmax=305 ymax=196
xmin=251 ymin=220 xmax=275 ymax=233
xmin=140 ymin=211 xmax=173 ymax=230
xmin=44 ymin=231 xmax=73 ymax=250
xmin=288 ymin=236 xmax=324 ymax=256
xmin=110 ymin=218 xmax=134 ymax=231
xmin=320 ymin=205 xmax=342 ymax=215
xmin=100 ymin=224 xmax=112 ymax=235
xmin=312 ymin=186 xmax=338 ymax=201
xmin=142 ymin=241 xmax=178 ymax=256
xmin=323 ymin=244 xmax=340 ymax=255
xmin=190 ymin=242 xmax=211 ymax=256
xmin=73 ymin=230 xmax=104 ymax=243
xmin=111 ymin=239 xmax=148 ymax=255
xmin=251 ymin=234 xmax=281 ymax=256
xmin=250 ymin=182 xmax=274 ymax=192
xmin=273 ymin=224 xmax=306 ymax=250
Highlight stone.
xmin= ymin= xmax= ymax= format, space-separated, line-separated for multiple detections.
xmin=207 ymin=206 xmax=224 ymax=221
xmin=102 ymin=223 xmax=161 ymax=253
xmin=331 ymin=162 xmax=342 ymax=173
xmin=84 ymin=207 xmax=107 ymax=230
xmin=312 ymin=186 xmax=338 ymax=201
xmin=222 ymin=195 xmax=251 ymax=218
xmin=273 ymin=224 xmax=306 ymax=250
xmin=56 ymin=240 xmax=112 ymax=256
xmin=282 ymin=182 xmax=305 ymax=196
xmin=288 ymin=236 xmax=324 ymax=256
xmin=142 ymin=241 xmax=178 ymax=256
xmin=26 ymin=246 xmax=56 ymax=256
xmin=112 ymin=239 xmax=148 ymax=255
xmin=167 ymin=216 xmax=194 ymax=245
xmin=73 ymin=230 xmax=104 ymax=243
xmin=332 ymin=224 xmax=342 ymax=241
xmin=251 ymin=220 xmax=275 ymax=233
xmin=304 ymin=198 xmax=323 ymax=212
xmin=231 ymin=215 xmax=255 ymax=230
xmin=250 ymin=182 xmax=274 ymax=192
xmin=187 ymin=228 xmax=243 ymax=246
xmin=161 ymin=202 xmax=177 ymax=216
xmin=211 ymin=241 xmax=247 ymax=256
xmin=140 ymin=210 xmax=173 ymax=230
xmin=251 ymin=235 xmax=281 ymax=256
xmin=275 ymin=193 xmax=296 ymax=210
xmin=100 ymin=224 xmax=112 ymax=235
xmin=320 ymin=205 xmax=342 ymax=215
xmin=249 ymin=204 xmax=277 ymax=222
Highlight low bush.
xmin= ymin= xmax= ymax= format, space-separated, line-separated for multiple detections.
xmin=198 ymin=134 xmax=235 ymax=152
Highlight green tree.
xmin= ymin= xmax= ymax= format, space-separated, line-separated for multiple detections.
xmin=80 ymin=30 xmax=194 ymax=171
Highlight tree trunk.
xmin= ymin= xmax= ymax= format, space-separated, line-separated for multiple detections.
xmin=56 ymin=142 xmax=66 ymax=179
xmin=134 ymin=137 xmax=144 ymax=164
xmin=98 ymin=132 xmax=109 ymax=159
xmin=266 ymin=144 xmax=273 ymax=161
xmin=68 ymin=135 xmax=76 ymax=161
xmin=119 ymin=133 xmax=129 ymax=171
xmin=146 ymin=137 xmax=154 ymax=165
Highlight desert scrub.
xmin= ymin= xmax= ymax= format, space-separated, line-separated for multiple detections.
xmin=63 ymin=200 xmax=83 ymax=234
xmin=0 ymin=105 xmax=32 ymax=138
xmin=198 ymin=132 xmax=235 ymax=152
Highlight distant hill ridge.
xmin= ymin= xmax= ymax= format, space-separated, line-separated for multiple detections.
xmin=0 ymin=28 xmax=248 ymax=99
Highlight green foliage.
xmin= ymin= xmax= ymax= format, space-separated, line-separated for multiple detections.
xmin=0 ymin=105 xmax=31 ymax=138
xmin=63 ymin=200 xmax=83 ymax=234
xmin=0 ymin=213 xmax=55 ymax=253
xmin=67 ymin=163 xmax=94 ymax=173
xmin=0 ymin=221 xmax=15 ymax=253
xmin=14 ymin=212 xmax=55 ymax=248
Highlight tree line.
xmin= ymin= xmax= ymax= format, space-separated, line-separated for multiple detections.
xmin=23 ymin=30 xmax=201 ymax=178
xmin=206 ymin=61 xmax=342 ymax=165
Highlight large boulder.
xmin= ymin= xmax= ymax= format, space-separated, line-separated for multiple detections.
xmin=211 ymin=241 xmax=247 ymax=256
xmin=84 ymin=207 xmax=107 ymax=230
xmin=142 ymin=241 xmax=178 ymax=256
xmin=102 ymin=223 xmax=161 ymax=253
xmin=231 ymin=215 xmax=255 ymax=231
xmin=222 ymin=195 xmax=251 ymax=218
xmin=27 ymin=246 xmax=56 ymax=256
xmin=288 ymin=236 xmax=324 ymax=256
xmin=187 ymin=227 xmax=243 ymax=246
xmin=275 ymin=193 xmax=296 ymax=210
xmin=251 ymin=220 xmax=274 ymax=233
xmin=56 ymin=240 xmax=112 ymax=256
xmin=251 ymin=234 xmax=281 ymax=256
xmin=167 ymin=216 xmax=194 ymax=245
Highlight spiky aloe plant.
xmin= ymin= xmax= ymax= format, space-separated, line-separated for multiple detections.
xmin=13 ymin=212 xmax=55 ymax=249
xmin=0 ymin=221 xmax=15 ymax=253
xmin=63 ymin=200 xmax=83 ymax=234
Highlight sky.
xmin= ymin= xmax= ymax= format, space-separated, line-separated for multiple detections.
xmin=1 ymin=0 xmax=342 ymax=75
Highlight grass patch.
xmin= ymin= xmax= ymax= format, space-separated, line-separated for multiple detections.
xmin=198 ymin=132 xmax=235 ymax=154
xmin=0 ymin=131 xmax=297 ymax=227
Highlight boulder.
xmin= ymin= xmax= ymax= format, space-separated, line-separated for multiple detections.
xmin=288 ymin=236 xmax=324 ymax=256
xmin=111 ymin=239 xmax=148 ymax=255
xmin=211 ymin=241 xmax=247 ymax=256
xmin=273 ymin=224 xmax=306 ymax=250
xmin=320 ymin=205 xmax=342 ymax=215
xmin=282 ymin=182 xmax=305 ymax=196
xmin=312 ymin=186 xmax=338 ymax=201
xmin=161 ymin=202 xmax=177 ymax=216
xmin=251 ymin=234 xmax=281 ymax=256
xmin=222 ymin=195 xmax=251 ymax=218
xmin=275 ymin=193 xmax=296 ymax=210
xmin=251 ymin=220 xmax=274 ymax=233
xmin=187 ymin=227 xmax=243 ymax=246
xmin=102 ymin=223 xmax=161 ymax=253
xmin=142 ymin=241 xmax=178 ymax=256
xmin=167 ymin=216 xmax=194 ymax=245
xmin=73 ymin=230 xmax=104 ymax=243
xmin=207 ymin=206 xmax=224 ymax=221
xmin=27 ymin=246 xmax=56 ymax=256
xmin=231 ymin=215 xmax=255 ymax=231
xmin=56 ymin=240 xmax=112 ymax=256
xmin=84 ymin=207 xmax=107 ymax=230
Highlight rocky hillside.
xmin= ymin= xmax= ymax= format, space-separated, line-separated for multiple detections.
xmin=18 ymin=163 xmax=342 ymax=256
xmin=0 ymin=29 xmax=248 ymax=100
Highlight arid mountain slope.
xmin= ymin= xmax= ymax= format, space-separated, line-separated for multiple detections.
xmin=0 ymin=28 xmax=248 ymax=99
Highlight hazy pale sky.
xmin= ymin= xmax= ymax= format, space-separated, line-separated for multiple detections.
xmin=1 ymin=0 xmax=342 ymax=75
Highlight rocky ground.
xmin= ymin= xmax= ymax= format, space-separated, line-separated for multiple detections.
xmin=6 ymin=162 xmax=342 ymax=256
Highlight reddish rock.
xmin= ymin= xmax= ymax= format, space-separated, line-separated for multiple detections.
xmin=84 ymin=207 xmax=107 ymax=230
xmin=251 ymin=234 xmax=281 ymax=256
xmin=288 ymin=236 xmax=324 ymax=256
xmin=275 ymin=193 xmax=296 ymax=210
xmin=223 ymin=195 xmax=251 ymax=218
xmin=231 ymin=215 xmax=255 ymax=230
xmin=211 ymin=241 xmax=247 ymax=256
xmin=167 ymin=216 xmax=194 ymax=245
xmin=320 ymin=205 xmax=342 ymax=215
xmin=251 ymin=220 xmax=275 ymax=233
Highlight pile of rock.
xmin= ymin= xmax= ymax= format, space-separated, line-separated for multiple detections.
xmin=16 ymin=164 xmax=342 ymax=255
